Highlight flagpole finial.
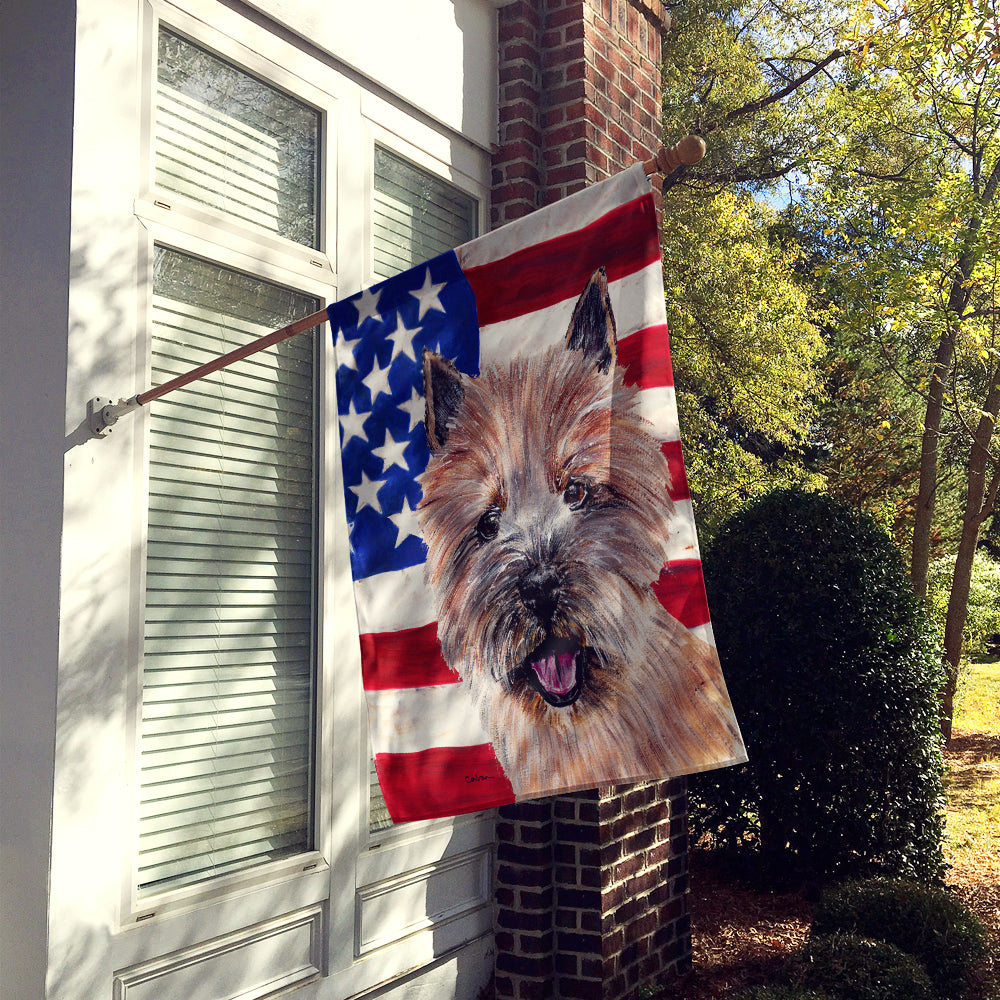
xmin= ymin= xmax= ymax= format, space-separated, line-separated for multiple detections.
xmin=644 ymin=135 xmax=706 ymax=177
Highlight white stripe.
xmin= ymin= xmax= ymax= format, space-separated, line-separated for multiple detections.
xmin=366 ymin=684 xmax=489 ymax=755
xmin=635 ymin=385 xmax=680 ymax=441
xmin=665 ymin=499 xmax=702 ymax=564
xmin=355 ymin=564 xmax=435 ymax=635
xmin=456 ymin=164 xmax=651 ymax=269
xmin=477 ymin=262 xmax=667 ymax=364
xmin=689 ymin=623 xmax=717 ymax=648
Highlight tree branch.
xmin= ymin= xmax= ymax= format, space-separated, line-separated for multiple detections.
xmin=702 ymin=49 xmax=847 ymax=133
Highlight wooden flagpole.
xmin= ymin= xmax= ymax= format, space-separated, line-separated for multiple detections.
xmin=88 ymin=136 xmax=705 ymax=437
xmin=136 ymin=307 xmax=329 ymax=406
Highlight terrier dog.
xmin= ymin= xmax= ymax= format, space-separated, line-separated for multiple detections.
xmin=418 ymin=268 xmax=744 ymax=798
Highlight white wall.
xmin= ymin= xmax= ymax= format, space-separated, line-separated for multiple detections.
xmin=244 ymin=0 xmax=498 ymax=151
xmin=1 ymin=1 xmax=500 ymax=998
xmin=0 ymin=0 xmax=76 ymax=994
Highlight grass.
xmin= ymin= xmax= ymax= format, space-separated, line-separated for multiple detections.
xmin=945 ymin=659 xmax=1000 ymax=867
xmin=954 ymin=658 xmax=1000 ymax=735
xmin=940 ymin=658 xmax=1000 ymax=1000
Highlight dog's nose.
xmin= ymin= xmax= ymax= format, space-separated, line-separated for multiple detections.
xmin=519 ymin=566 xmax=561 ymax=622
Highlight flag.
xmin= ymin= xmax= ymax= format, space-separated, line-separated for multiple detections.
xmin=329 ymin=164 xmax=733 ymax=823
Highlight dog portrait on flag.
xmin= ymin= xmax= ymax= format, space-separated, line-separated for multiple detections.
xmin=329 ymin=164 xmax=745 ymax=822
xmin=418 ymin=268 xmax=742 ymax=798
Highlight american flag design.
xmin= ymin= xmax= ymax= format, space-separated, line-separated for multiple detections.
xmin=329 ymin=165 xmax=723 ymax=822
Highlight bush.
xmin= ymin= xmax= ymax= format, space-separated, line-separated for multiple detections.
xmin=812 ymin=878 xmax=988 ymax=998
xmin=791 ymin=933 xmax=934 ymax=1000
xmin=732 ymin=987 xmax=837 ymax=1000
xmin=692 ymin=489 xmax=946 ymax=882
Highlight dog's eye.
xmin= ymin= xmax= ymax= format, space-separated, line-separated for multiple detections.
xmin=564 ymin=480 xmax=590 ymax=510
xmin=477 ymin=507 xmax=502 ymax=541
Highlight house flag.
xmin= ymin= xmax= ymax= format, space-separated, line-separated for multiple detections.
xmin=328 ymin=163 xmax=746 ymax=823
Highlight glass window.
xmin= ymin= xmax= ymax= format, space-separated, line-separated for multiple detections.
xmin=368 ymin=148 xmax=477 ymax=833
xmin=138 ymin=246 xmax=319 ymax=895
xmin=156 ymin=27 xmax=320 ymax=248
xmin=372 ymin=146 xmax=477 ymax=279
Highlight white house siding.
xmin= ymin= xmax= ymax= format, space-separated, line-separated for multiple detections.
xmin=0 ymin=1 xmax=499 ymax=997
xmin=0 ymin=0 xmax=76 ymax=996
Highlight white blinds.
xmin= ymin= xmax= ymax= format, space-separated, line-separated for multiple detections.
xmin=155 ymin=28 xmax=320 ymax=248
xmin=368 ymin=148 xmax=477 ymax=833
xmin=372 ymin=147 xmax=478 ymax=281
xmin=138 ymin=248 xmax=319 ymax=895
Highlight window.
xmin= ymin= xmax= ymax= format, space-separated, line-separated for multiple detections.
xmin=139 ymin=248 xmax=318 ymax=895
xmin=367 ymin=146 xmax=478 ymax=833
xmin=372 ymin=146 xmax=478 ymax=280
xmin=136 ymin=26 xmax=323 ymax=898
xmin=53 ymin=0 xmax=499 ymax=994
xmin=155 ymin=28 xmax=320 ymax=247
xmin=117 ymin=7 xmax=493 ymax=992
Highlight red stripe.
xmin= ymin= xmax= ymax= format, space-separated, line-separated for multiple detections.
xmin=618 ymin=324 xmax=674 ymax=389
xmin=661 ymin=439 xmax=691 ymax=502
xmin=375 ymin=745 xmax=515 ymax=822
xmin=464 ymin=195 xmax=660 ymax=327
xmin=652 ymin=559 xmax=710 ymax=630
xmin=360 ymin=622 xmax=460 ymax=691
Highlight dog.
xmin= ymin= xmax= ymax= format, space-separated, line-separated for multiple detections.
xmin=417 ymin=268 xmax=745 ymax=798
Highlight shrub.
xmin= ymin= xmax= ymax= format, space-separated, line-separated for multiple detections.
xmin=811 ymin=878 xmax=988 ymax=998
xmin=732 ymin=987 xmax=837 ymax=1000
xmin=692 ymin=489 xmax=946 ymax=882
xmin=792 ymin=933 xmax=934 ymax=1000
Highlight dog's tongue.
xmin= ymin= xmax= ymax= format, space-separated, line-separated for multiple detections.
xmin=531 ymin=648 xmax=577 ymax=696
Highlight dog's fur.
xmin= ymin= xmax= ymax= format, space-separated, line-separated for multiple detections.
xmin=418 ymin=269 xmax=744 ymax=798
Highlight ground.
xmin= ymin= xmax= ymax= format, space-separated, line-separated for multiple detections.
xmin=658 ymin=725 xmax=1000 ymax=999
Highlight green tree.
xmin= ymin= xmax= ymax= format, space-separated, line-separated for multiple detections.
xmin=660 ymin=1 xmax=845 ymax=534
xmin=663 ymin=189 xmax=826 ymax=536
xmin=660 ymin=1 xmax=1000 ymax=738
xmin=662 ymin=0 xmax=852 ymax=194
xmin=803 ymin=0 xmax=1000 ymax=736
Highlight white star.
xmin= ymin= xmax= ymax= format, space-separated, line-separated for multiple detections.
xmin=388 ymin=495 xmax=422 ymax=544
xmin=386 ymin=316 xmax=419 ymax=365
xmin=350 ymin=470 xmax=385 ymax=515
xmin=334 ymin=332 xmax=360 ymax=372
xmin=339 ymin=399 xmax=369 ymax=447
xmin=372 ymin=428 xmax=409 ymax=472
xmin=410 ymin=269 xmax=446 ymax=320
xmin=354 ymin=286 xmax=383 ymax=327
xmin=399 ymin=387 xmax=426 ymax=434
xmin=362 ymin=353 xmax=394 ymax=406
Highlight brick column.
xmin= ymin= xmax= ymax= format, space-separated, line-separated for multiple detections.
xmin=493 ymin=0 xmax=668 ymax=227
xmin=491 ymin=3 xmax=691 ymax=999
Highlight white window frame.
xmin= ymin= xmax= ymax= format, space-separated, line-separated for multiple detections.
xmin=108 ymin=1 xmax=497 ymax=993
xmin=122 ymin=0 xmax=340 ymax=932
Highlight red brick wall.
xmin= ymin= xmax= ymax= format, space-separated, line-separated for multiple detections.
xmin=490 ymin=6 xmax=690 ymax=997
xmin=493 ymin=0 xmax=668 ymax=227
xmin=494 ymin=783 xmax=691 ymax=1000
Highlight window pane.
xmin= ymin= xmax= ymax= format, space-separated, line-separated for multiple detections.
xmin=368 ymin=150 xmax=477 ymax=832
xmin=156 ymin=28 xmax=320 ymax=248
xmin=372 ymin=146 xmax=477 ymax=280
xmin=138 ymin=247 xmax=318 ymax=895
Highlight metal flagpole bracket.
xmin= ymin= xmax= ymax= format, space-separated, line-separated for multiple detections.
xmin=88 ymin=395 xmax=141 ymax=438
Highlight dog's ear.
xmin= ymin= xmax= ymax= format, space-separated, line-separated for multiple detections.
xmin=565 ymin=267 xmax=617 ymax=373
xmin=422 ymin=349 xmax=466 ymax=451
